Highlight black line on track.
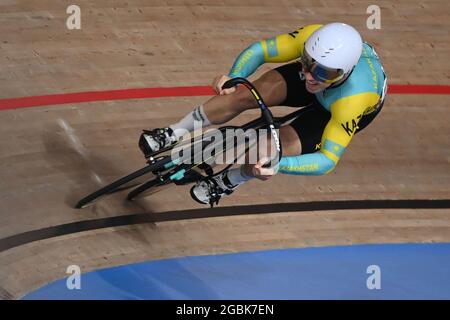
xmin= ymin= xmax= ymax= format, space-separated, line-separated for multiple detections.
xmin=1 ymin=199 xmax=449 ymax=253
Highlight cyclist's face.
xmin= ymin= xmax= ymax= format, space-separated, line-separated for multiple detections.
xmin=303 ymin=70 xmax=331 ymax=93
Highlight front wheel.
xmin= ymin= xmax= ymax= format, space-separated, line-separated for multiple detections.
xmin=75 ymin=156 xmax=172 ymax=208
xmin=127 ymin=176 xmax=173 ymax=201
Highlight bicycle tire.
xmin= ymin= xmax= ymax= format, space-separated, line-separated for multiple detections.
xmin=75 ymin=156 xmax=172 ymax=209
xmin=127 ymin=176 xmax=172 ymax=201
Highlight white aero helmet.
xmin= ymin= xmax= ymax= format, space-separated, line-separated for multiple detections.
xmin=301 ymin=22 xmax=363 ymax=83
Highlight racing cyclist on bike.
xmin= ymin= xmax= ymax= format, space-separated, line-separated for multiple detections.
xmin=139 ymin=23 xmax=387 ymax=206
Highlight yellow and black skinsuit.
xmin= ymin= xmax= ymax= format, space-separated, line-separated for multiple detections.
xmin=228 ymin=25 xmax=387 ymax=175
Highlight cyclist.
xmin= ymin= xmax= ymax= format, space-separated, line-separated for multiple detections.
xmin=139 ymin=22 xmax=387 ymax=206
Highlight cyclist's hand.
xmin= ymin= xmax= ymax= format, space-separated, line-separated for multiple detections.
xmin=252 ymin=157 xmax=278 ymax=181
xmin=212 ymin=75 xmax=236 ymax=95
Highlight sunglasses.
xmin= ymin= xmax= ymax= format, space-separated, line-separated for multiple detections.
xmin=300 ymin=49 xmax=345 ymax=84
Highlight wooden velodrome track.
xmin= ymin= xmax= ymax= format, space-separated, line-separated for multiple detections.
xmin=0 ymin=1 xmax=449 ymax=299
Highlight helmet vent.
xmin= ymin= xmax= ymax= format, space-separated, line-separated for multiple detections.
xmin=321 ymin=47 xmax=334 ymax=58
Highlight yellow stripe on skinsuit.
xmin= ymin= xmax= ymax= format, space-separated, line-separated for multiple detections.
xmin=260 ymin=24 xmax=323 ymax=63
xmin=321 ymin=149 xmax=339 ymax=164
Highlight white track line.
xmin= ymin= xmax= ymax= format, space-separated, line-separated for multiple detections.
xmin=57 ymin=118 xmax=105 ymax=185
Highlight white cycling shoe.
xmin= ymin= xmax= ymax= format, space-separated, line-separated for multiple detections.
xmin=139 ymin=127 xmax=178 ymax=158
xmin=190 ymin=172 xmax=237 ymax=207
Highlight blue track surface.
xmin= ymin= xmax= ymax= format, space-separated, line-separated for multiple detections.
xmin=23 ymin=243 xmax=450 ymax=300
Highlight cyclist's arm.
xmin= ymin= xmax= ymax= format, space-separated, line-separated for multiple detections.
xmin=229 ymin=24 xmax=322 ymax=78
xmin=278 ymin=94 xmax=377 ymax=175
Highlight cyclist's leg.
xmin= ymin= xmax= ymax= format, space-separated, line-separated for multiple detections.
xmin=141 ymin=62 xmax=310 ymax=158
xmin=244 ymin=124 xmax=303 ymax=163
xmin=278 ymin=125 xmax=303 ymax=156
xmin=227 ymin=101 xmax=330 ymax=185
xmin=203 ymin=69 xmax=288 ymax=125
xmin=170 ymin=61 xmax=311 ymax=137
xmin=225 ymin=124 xmax=302 ymax=185
xmin=246 ymin=101 xmax=329 ymax=163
